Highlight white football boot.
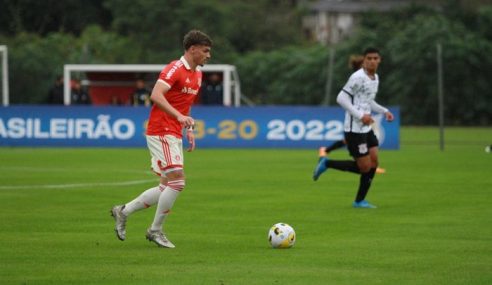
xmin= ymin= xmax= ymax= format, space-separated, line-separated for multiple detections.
xmin=111 ymin=205 xmax=127 ymax=241
xmin=145 ymin=228 xmax=175 ymax=248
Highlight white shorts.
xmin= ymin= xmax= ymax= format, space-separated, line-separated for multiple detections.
xmin=146 ymin=135 xmax=184 ymax=175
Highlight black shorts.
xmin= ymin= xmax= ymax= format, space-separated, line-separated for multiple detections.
xmin=344 ymin=130 xmax=379 ymax=158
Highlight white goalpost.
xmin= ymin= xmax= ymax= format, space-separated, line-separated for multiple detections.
xmin=0 ymin=45 xmax=9 ymax=106
xmin=63 ymin=64 xmax=243 ymax=106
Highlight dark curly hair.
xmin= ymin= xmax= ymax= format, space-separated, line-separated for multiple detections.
xmin=183 ymin=30 xmax=213 ymax=50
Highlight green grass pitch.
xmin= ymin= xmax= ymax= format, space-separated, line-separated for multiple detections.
xmin=0 ymin=127 xmax=491 ymax=284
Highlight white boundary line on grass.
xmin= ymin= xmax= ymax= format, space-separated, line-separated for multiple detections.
xmin=0 ymin=179 xmax=156 ymax=190
xmin=0 ymin=166 xmax=150 ymax=175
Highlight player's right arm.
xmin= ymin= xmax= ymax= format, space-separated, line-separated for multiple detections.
xmin=150 ymin=80 xmax=195 ymax=128
xmin=336 ymin=91 xmax=362 ymax=119
xmin=337 ymin=74 xmax=374 ymax=125
xmin=337 ymin=92 xmax=373 ymax=125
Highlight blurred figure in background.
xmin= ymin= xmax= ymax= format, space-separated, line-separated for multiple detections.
xmin=47 ymin=75 xmax=64 ymax=104
xmin=200 ymin=72 xmax=223 ymax=105
xmin=348 ymin=54 xmax=364 ymax=72
xmin=70 ymin=79 xmax=91 ymax=105
xmin=131 ymin=78 xmax=151 ymax=107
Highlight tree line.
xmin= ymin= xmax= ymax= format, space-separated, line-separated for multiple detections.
xmin=0 ymin=0 xmax=491 ymax=125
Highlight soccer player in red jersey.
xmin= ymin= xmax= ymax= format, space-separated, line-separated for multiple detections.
xmin=111 ymin=30 xmax=212 ymax=248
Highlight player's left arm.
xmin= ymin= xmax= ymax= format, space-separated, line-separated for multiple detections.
xmin=186 ymin=128 xmax=195 ymax=152
xmin=370 ymin=100 xmax=394 ymax=122
xmin=150 ymin=80 xmax=195 ymax=128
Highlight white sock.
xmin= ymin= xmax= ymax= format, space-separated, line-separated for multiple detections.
xmin=122 ymin=184 xmax=163 ymax=216
xmin=150 ymin=180 xmax=184 ymax=231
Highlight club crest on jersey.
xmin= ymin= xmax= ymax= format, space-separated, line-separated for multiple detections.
xmin=358 ymin=143 xmax=368 ymax=154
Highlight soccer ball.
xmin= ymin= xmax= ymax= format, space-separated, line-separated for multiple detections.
xmin=268 ymin=223 xmax=296 ymax=248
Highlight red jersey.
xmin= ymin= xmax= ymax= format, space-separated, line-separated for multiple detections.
xmin=146 ymin=56 xmax=202 ymax=138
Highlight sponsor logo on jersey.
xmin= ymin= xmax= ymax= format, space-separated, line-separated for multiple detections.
xmin=181 ymin=87 xmax=199 ymax=95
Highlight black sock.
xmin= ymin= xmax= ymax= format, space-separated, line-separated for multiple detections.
xmin=355 ymin=168 xmax=377 ymax=202
xmin=325 ymin=140 xmax=346 ymax=153
xmin=368 ymin=167 xmax=376 ymax=180
xmin=325 ymin=160 xmax=360 ymax=174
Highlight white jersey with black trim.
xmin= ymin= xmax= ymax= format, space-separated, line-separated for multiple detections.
xmin=336 ymin=68 xmax=388 ymax=133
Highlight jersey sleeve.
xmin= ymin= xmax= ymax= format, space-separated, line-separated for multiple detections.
xmin=342 ymin=73 xmax=363 ymax=96
xmin=158 ymin=62 xmax=180 ymax=88
xmin=370 ymin=100 xmax=389 ymax=114
xmin=337 ymin=74 xmax=363 ymax=119
xmin=337 ymin=90 xmax=364 ymax=119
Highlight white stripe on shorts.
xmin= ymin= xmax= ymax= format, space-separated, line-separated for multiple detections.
xmin=147 ymin=135 xmax=184 ymax=175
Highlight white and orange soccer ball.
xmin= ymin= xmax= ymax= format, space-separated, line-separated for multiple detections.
xmin=268 ymin=223 xmax=296 ymax=248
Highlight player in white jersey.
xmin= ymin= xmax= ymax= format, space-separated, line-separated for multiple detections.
xmin=313 ymin=48 xmax=394 ymax=208
xmin=318 ymin=55 xmax=386 ymax=174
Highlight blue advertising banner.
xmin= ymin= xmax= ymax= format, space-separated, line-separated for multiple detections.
xmin=0 ymin=106 xmax=399 ymax=149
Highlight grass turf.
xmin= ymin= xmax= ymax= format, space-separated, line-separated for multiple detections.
xmin=0 ymin=127 xmax=491 ymax=284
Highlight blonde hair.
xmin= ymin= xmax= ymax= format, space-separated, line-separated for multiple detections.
xmin=348 ymin=55 xmax=364 ymax=71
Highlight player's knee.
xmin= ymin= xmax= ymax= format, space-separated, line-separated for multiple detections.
xmin=359 ymin=164 xmax=372 ymax=173
xmin=167 ymin=179 xmax=185 ymax=192
xmin=165 ymin=168 xmax=185 ymax=179
xmin=372 ymin=160 xmax=379 ymax=169
xmin=356 ymin=158 xmax=372 ymax=173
